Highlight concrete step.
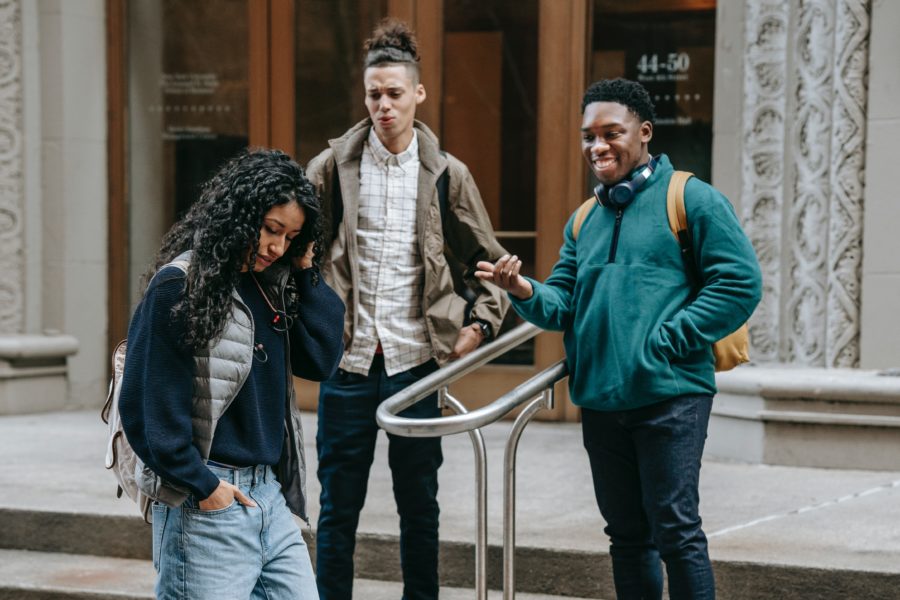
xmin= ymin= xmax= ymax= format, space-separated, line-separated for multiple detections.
xmin=3 ymin=507 xmax=900 ymax=600
xmin=0 ymin=507 xmax=609 ymax=597
xmin=0 ymin=548 xmax=153 ymax=600
xmin=356 ymin=577 xmax=590 ymax=599
xmin=0 ymin=549 xmax=588 ymax=600
xmin=3 ymin=411 xmax=900 ymax=599
xmin=711 ymin=366 xmax=900 ymax=469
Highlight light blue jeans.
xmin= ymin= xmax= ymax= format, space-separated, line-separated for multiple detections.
xmin=152 ymin=463 xmax=318 ymax=600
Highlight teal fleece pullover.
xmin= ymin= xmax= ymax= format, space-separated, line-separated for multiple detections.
xmin=511 ymin=154 xmax=762 ymax=411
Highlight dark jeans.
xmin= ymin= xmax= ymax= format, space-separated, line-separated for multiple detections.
xmin=582 ymin=394 xmax=715 ymax=600
xmin=315 ymin=356 xmax=442 ymax=600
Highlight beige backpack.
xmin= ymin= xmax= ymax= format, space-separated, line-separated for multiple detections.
xmin=101 ymin=258 xmax=190 ymax=523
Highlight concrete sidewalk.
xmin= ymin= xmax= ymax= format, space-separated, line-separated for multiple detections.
xmin=1 ymin=409 xmax=899 ymax=597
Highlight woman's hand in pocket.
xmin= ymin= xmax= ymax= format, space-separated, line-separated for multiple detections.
xmin=199 ymin=480 xmax=257 ymax=511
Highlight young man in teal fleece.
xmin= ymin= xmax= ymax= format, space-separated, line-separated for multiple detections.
xmin=476 ymin=79 xmax=762 ymax=599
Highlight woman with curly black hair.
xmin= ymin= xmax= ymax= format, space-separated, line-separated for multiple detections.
xmin=119 ymin=148 xmax=343 ymax=599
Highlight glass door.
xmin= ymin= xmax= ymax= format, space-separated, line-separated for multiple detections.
xmin=293 ymin=1 xmax=387 ymax=165
xmin=443 ymin=0 xmax=539 ymax=364
xmin=590 ymin=0 xmax=717 ymax=182
xmin=125 ymin=0 xmax=252 ymax=307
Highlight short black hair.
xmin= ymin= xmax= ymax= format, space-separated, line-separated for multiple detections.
xmin=581 ymin=78 xmax=656 ymax=125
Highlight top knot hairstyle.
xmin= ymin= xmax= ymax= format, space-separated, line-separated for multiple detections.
xmin=363 ymin=18 xmax=420 ymax=79
xmin=581 ymin=78 xmax=657 ymax=125
xmin=150 ymin=148 xmax=324 ymax=350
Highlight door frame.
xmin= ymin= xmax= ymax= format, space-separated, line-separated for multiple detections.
xmin=106 ymin=0 xmax=296 ymax=355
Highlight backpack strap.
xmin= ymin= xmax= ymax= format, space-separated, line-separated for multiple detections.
xmin=166 ymin=258 xmax=189 ymax=274
xmin=436 ymin=162 xmax=449 ymax=224
xmin=666 ymin=170 xmax=694 ymax=250
xmin=571 ymin=197 xmax=596 ymax=241
xmin=144 ymin=256 xmax=190 ymax=290
xmin=330 ymin=166 xmax=344 ymax=241
xmin=667 ymin=170 xmax=699 ymax=286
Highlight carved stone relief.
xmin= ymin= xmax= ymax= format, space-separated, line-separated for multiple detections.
xmin=825 ymin=0 xmax=869 ymax=367
xmin=0 ymin=0 xmax=23 ymax=334
xmin=741 ymin=0 xmax=869 ymax=367
xmin=740 ymin=0 xmax=789 ymax=363
xmin=788 ymin=0 xmax=835 ymax=366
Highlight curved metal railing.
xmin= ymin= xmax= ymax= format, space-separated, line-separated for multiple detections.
xmin=376 ymin=322 xmax=570 ymax=600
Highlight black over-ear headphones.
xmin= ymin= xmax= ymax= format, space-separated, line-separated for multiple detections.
xmin=594 ymin=155 xmax=659 ymax=210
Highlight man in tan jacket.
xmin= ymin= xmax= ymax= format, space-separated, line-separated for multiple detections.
xmin=305 ymin=19 xmax=508 ymax=600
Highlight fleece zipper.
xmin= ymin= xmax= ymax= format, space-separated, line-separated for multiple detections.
xmin=608 ymin=209 xmax=624 ymax=263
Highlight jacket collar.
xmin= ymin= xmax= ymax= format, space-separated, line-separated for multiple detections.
xmin=328 ymin=118 xmax=448 ymax=176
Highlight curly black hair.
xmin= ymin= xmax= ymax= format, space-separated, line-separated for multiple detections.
xmin=150 ymin=148 xmax=324 ymax=351
xmin=363 ymin=18 xmax=420 ymax=79
xmin=581 ymin=78 xmax=656 ymax=125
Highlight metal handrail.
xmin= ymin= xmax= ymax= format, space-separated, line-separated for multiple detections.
xmin=376 ymin=322 xmax=542 ymax=437
xmin=501 ymin=361 xmax=567 ymax=600
xmin=376 ymin=322 xmax=571 ymax=599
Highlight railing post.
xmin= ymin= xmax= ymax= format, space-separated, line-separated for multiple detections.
xmin=439 ymin=388 xmax=489 ymax=600
xmin=375 ymin=336 xmax=567 ymax=600
xmin=502 ymin=387 xmax=555 ymax=600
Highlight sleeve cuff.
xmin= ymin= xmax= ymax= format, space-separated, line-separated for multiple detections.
xmin=194 ymin=469 xmax=223 ymax=500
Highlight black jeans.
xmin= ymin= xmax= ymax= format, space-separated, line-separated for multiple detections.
xmin=315 ymin=356 xmax=442 ymax=600
xmin=582 ymin=394 xmax=715 ymax=600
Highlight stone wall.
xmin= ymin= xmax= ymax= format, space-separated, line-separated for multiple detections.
xmin=0 ymin=0 xmax=24 ymax=334
xmin=737 ymin=0 xmax=871 ymax=368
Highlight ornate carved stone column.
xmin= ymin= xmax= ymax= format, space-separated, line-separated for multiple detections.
xmin=789 ymin=0 xmax=836 ymax=366
xmin=740 ymin=0 xmax=870 ymax=367
xmin=824 ymin=0 xmax=869 ymax=367
xmin=740 ymin=0 xmax=789 ymax=363
xmin=0 ymin=0 xmax=23 ymax=334
xmin=0 ymin=0 xmax=79 ymax=414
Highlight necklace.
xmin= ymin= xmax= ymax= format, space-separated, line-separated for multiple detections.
xmin=249 ymin=273 xmax=293 ymax=333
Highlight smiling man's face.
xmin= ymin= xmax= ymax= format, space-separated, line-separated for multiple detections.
xmin=580 ymin=101 xmax=653 ymax=186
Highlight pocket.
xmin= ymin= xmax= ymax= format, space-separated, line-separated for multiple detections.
xmin=182 ymin=495 xmax=237 ymax=516
xmin=333 ymin=368 xmax=363 ymax=384
xmin=408 ymin=359 xmax=439 ymax=379
xmin=180 ymin=495 xmax=249 ymax=552
xmin=647 ymin=326 xmax=671 ymax=365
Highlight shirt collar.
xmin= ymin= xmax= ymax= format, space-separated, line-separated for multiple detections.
xmin=367 ymin=128 xmax=419 ymax=169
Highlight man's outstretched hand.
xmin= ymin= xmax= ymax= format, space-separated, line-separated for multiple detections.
xmin=475 ymin=255 xmax=533 ymax=300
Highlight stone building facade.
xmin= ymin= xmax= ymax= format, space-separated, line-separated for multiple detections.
xmin=1 ymin=1 xmax=899 ymax=434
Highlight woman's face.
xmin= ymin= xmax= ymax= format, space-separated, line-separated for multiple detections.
xmin=247 ymin=201 xmax=305 ymax=272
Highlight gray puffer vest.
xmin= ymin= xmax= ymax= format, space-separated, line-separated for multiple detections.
xmin=135 ymin=251 xmax=309 ymax=521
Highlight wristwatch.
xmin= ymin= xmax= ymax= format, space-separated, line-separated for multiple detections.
xmin=473 ymin=318 xmax=493 ymax=342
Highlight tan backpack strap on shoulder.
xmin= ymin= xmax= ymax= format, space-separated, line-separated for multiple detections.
xmin=665 ymin=169 xmax=751 ymax=371
xmin=572 ymin=197 xmax=596 ymax=241
xmin=666 ymin=170 xmax=693 ymax=239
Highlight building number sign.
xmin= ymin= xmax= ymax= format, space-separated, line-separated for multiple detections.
xmin=636 ymin=52 xmax=691 ymax=75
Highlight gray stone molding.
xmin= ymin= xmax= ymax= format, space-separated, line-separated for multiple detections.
xmin=0 ymin=0 xmax=23 ymax=334
xmin=718 ymin=365 xmax=900 ymax=403
xmin=710 ymin=364 xmax=900 ymax=470
xmin=740 ymin=0 xmax=870 ymax=367
xmin=0 ymin=334 xmax=79 ymax=361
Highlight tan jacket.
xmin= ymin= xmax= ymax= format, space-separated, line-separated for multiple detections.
xmin=306 ymin=119 xmax=509 ymax=366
